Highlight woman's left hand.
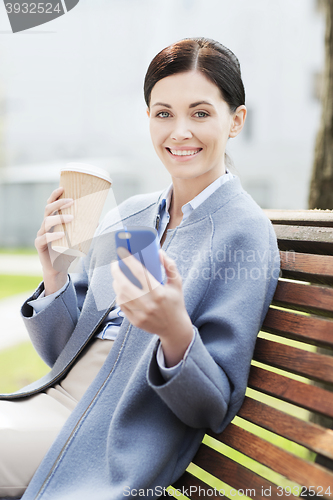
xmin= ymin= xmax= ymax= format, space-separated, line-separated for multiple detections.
xmin=111 ymin=248 xmax=194 ymax=367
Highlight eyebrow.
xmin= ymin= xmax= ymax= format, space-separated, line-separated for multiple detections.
xmin=151 ymin=100 xmax=214 ymax=109
xmin=151 ymin=102 xmax=172 ymax=109
xmin=189 ymin=101 xmax=214 ymax=108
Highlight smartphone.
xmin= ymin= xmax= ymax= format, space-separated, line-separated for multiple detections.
xmin=115 ymin=226 xmax=163 ymax=288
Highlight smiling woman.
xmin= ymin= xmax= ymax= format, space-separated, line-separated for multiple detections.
xmin=147 ymin=46 xmax=245 ymax=175
xmin=0 ymin=38 xmax=280 ymax=500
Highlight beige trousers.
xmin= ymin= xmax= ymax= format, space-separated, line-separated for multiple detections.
xmin=0 ymin=338 xmax=114 ymax=499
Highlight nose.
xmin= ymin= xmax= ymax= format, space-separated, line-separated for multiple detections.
xmin=171 ymin=119 xmax=193 ymax=141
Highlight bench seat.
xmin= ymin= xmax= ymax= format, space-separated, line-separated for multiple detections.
xmin=171 ymin=210 xmax=333 ymax=500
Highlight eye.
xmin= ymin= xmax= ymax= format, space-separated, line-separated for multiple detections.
xmin=194 ymin=111 xmax=209 ymax=118
xmin=156 ymin=111 xmax=170 ymax=118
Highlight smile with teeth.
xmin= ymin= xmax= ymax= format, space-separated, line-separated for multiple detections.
xmin=167 ymin=148 xmax=202 ymax=156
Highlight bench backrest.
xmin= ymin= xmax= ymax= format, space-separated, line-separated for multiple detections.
xmin=172 ymin=210 xmax=333 ymax=500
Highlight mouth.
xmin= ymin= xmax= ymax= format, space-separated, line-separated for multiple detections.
xmin=166 ymin=147 xmax=202 ymax=158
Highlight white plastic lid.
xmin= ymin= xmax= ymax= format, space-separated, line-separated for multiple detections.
xmin=61 ymin=162 xmax=112 ymax=183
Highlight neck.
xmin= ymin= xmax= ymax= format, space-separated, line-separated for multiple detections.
xmin=170 ymin=169 xmax=226 ymax=218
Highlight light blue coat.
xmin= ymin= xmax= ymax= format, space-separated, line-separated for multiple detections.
xmin=1 ymin=177 xmax=280 ymax=500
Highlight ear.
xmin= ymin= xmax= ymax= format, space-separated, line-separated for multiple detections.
xmin=229 ymin=105 xmax=247 ymax=138
xmin=146 ymin=107 xmax=150 ymax=118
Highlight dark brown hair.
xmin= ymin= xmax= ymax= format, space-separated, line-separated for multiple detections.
xmin=144 ymin=37 xmax=245 ymax=112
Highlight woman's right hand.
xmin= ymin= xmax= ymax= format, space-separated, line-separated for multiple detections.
xmin=35 ymin=187 xmax=74 ymax=295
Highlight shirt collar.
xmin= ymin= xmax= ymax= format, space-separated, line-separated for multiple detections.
xmin=159 ymin=183 xmax=173 ymax=215
xmin=158 ymin=170 xmax=233 ymax=221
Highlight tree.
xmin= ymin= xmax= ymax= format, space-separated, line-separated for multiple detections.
xmin=308 ymin=0 xmax=333 ymax=209
xmin=307 ymin=5 xmax=333 ymax=474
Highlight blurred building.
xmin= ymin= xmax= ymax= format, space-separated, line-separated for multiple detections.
xmin=0 ymin=0 xmax=326 ymax=246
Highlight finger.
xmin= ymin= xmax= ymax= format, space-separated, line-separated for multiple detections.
xmin=35 ymin=231 xmax=65 ymax=250
xmin=43 ymin=213 xmax=74 ymax=234
xmin=118 ymin=250 xmax=147 ymax=288
xmin=159 ymin=250 xmax=181 ymax=286
xmin=118 ymin=302 xmax=144 ymax=320
xmin=38 ymin=213 xmax=73 ymax=237
xmin=46 ymin=187 xmax=73 ymax=206
xmin=117 ymin=248 xmax=159 ymax=291
xmin=46 ymin=186 xmax=64 ymax=204
xmin=45 ymin=198 xmax=74 ymax=218
xmin=111 ymin=259 xmax=145 ymax=297
xmin=111 ymin=260 xmax=149 ymax=304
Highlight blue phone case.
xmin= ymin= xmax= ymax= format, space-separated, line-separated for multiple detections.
xmin=115 ymin=226 xmax=163 ymax=288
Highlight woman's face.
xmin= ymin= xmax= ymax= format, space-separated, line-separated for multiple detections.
xmin=147 ymin=70 xmax=245 ymax=185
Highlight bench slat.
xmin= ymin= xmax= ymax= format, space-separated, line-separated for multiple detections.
xmin=280 ymin=251 xmax=333 ymax=285
xmin=238 ymin=397 xmax=333 ymax=459
xmin=253 ymin=337 xmax=333 ymax=384
xmin=248 ymin=365 xmax=333 ymax=418
xmin=209 ymin=424 xmax=333 ymax=496
xmin=264 ymin=210 xmax=333 ymax=227
xmin=273 ymin=225 xmax=333 ymax=254
xmin=191 ymin=443 xmax=292 ymax=500
xmin=274 ymin=225 xmax=333 ymax=241
xmin=172 ymin=471 xmax=222 ymax=499
xmin=272 ymin=280 xmax=333 ymax=316
xmin=174 ymin=466 xmax=298 ymax=500
xmin=262 ymin=308 xmax=333 ymax=349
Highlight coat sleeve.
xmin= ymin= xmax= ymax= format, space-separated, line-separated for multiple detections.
xmin=20 ymin=259 xmax=90 ymax=367
xmin=147 ymin=216 xmax=280 ymax=433
xmin=19 ymin=197 xmax=130 ymax=367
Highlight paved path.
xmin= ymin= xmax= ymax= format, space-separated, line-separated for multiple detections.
xmin=0 ymin=254 xmax=42 ymax=350
xmin=0 ymin=254 xmax=42 ymax=276
xmin=0 ymin=292 xmax=31 ymax=350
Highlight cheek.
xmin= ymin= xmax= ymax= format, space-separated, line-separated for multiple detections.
xmin=150 ymin=123 xmax=170 ymax=149
xmin=211 ymin=122 xmax=230 ymax=149
xmin=149 ymin=122 xmax=161 ymax=142
xmin=196 ymin=127 xmax=221 ymax=152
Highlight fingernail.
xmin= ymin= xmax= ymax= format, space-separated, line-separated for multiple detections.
xmin=117 ymin=247 xmax=130 ymax=258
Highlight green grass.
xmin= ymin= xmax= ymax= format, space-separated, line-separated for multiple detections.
xmin=0 ymin=341 xmax=49 ymax=394
xmin=0 ymin=271 xmax=47 ymax=393
xmin=0 ymin=274 xmax=42 ymax=299
xmin=0 ymin=247 xmax=36 ymax=254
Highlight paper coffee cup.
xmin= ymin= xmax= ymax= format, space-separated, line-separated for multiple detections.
xmin=52 ymin=163 xmax=112 ymax=257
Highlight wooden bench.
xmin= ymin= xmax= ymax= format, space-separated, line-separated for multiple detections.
xmin=171 ymin=210 xmax=333 ymax=500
